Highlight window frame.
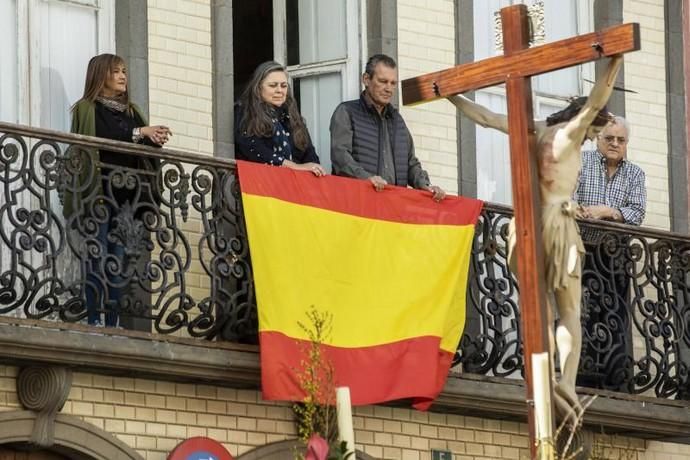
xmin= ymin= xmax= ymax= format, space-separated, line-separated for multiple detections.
xmin=12 ymin=0 xmax=115 ymax=127
xmin=272 ymin=0 xmax=363 ymax=102
xmin=473 ymin=0 xmax=596 ymax=204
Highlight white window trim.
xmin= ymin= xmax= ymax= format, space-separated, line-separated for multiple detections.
xmin=272 ymin=0 xmax=287 ymax=66
xmin=272 ymin=0 xmax=362 ymax=101
xmin=473 ymin=1 xmax=596 ymax=205
xmin=576 ymin=0 xmax=596 ymax=94
xmin=17 ymin=0 xmax=115 ymax=126
xmin=41 ymin=0 xmax=99 ymax=7
xmin=98 ymin=0 xmax=116 ymax=55
xmin=481 ymin=1 xmax=596 ymax=111
xmin=346 ymin=0 xmax=364 ymax=100
xmin=17 ymin=0 xmax=31 ymax=124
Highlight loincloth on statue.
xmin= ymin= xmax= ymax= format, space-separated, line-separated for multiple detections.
xmin=507 ymin=201 xmax=585 ymax=293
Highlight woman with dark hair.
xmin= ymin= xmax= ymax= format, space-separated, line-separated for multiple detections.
xmin=69 ymin=53 xmax=172 ymax=327
xmin=235 ymin=61 xmax=325 ymax=176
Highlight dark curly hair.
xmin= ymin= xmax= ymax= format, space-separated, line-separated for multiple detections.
xmin=545 ymin=96 xmax=611 ymax=127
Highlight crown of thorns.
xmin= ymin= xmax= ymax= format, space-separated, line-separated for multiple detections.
xmin=565 ymin=96 xmax=614 ymax=124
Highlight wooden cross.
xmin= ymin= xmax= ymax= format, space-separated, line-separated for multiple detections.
xmin=401 ymin=5 xmax=639 ymax=456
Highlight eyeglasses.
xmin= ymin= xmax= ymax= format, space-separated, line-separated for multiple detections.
xmin=602 ymin=135 xmax=627 ymax=144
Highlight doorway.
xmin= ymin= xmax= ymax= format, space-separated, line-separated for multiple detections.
xmin=232 ymin=0 xmax=274 ymax=98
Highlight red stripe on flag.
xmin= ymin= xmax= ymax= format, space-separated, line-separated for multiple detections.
xmin=237 ymin=160 xmax=483 ymax=226
xmin=260 ymin=331 xmax=454 ymax=409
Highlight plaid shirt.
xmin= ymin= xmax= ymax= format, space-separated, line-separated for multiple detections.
xmin=575 ymin=149 xmax=646 ymax=229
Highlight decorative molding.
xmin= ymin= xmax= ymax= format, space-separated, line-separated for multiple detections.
xmin=17 ymin=366 xmax=72 ymax=448
xmin=1 ymin=320 xmax=690 ymax=442
xmin=0 ymin=410 xmax=144 ymax=460
xmin=0 ymin=318 xmax=260 ymax=385
xmin=494 ymin=0 xmax=545 ymax=52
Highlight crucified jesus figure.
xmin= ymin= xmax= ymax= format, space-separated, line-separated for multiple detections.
xmin=448 ymin=55 xmax=623 ymax=422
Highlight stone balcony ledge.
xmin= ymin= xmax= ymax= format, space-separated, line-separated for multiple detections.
xmin=2 ymin=318 xmax=689 ymax=443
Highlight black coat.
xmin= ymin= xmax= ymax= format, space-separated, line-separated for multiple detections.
xmin=234 ymin=103 xmax=320 ymax=165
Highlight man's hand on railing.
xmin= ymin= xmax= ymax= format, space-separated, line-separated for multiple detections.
xmin=582 ymin=204 xmax=623 ymax=222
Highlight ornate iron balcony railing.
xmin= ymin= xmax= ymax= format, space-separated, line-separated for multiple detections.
xmin=461 ymin=203 xmax=690 ymax=399
xmin=0 ymin=122 xmax=254 ymax=340
xmin=1 ymin=122 xmax=688 ymax=399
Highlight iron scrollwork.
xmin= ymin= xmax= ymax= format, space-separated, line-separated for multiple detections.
xmin=2 ymin=122 xmax=690 ymax=400
xmin=0 ymin=125 xmax=256 ymax=339
xmin=457 ymin=203 xmax=690 ymax=400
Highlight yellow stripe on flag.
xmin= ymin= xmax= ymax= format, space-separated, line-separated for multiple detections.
xmin=243 ymin=193 xmax=473 ymax=352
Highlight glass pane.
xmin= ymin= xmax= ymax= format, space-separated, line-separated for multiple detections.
xmin=472 ymin=0 xmax=589 ymax=205
xmin=40 ymin=1 xmax=99 ymax=131
xmin=287 ymin=0 xmax=347 ymax=66
xmin=473 ymin=0 xmax=510 ymax=59
xmin=0 ymin=0 xmax=18 ymax=123
xmin=475 ymin=92 xmax=512 ymax=205
xmin=533 ymin=0 xmax=582 ymax=96
xmin=474 ymin=1 xmax=584 ymax=96
xmin=293 ymin=73 xmax=342 ymax=173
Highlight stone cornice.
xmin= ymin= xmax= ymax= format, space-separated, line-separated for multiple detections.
xmin=1 ymin=319 xmax=689 ymax=442
xmin=0 ymin=319 xmax=260 ymax=386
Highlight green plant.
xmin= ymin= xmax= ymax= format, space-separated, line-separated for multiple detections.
xmin=293 ymin=307 xmax=352 ymax=460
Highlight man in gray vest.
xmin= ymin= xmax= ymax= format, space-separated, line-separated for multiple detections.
xmin=330 ymin=54 xmax=446 ymax=201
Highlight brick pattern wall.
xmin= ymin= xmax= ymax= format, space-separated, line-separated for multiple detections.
xmin=623 ymin=0 xmax=669 ymax=230
xmin=353 ymin=407 xmax=531 ymax=459
xmin=4 ymin=365 xmax=690 ymax=460
xmin=0 ymin=450 xmax=66 ymax=459
xmin=146 ymin=0 xmax=216 ymax=317
xmin=147 ymin=0 xmax=213 ymax=155
xmin=397 ymin=0 xmax=459 ymax=195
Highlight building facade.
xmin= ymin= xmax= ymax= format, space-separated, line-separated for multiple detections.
xmin=1 ymin=1 xmax=690 ymax=459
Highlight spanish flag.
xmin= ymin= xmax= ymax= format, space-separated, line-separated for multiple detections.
xmin=238 ymin=161 xmax=482 ymax=409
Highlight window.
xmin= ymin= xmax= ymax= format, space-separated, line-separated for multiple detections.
xmin=0 ymin=0 xmax=115 ymax=320
xmin=473 ymin=0 xmax=594 ymax=204
xmin=233 ymin=0 xmax=363 ymax=171
xmin=0 ymin=1 xmax=19 ymax=123
xmin=277 ymin=0 xmax=362 ymax=172
xmin=0 ymin=0 xmax=115 ymax=130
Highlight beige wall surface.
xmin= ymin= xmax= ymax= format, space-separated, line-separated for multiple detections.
xmin=623 ymin=0 xmax=670 ymax=230
xmin=397 ymin=0 xmax=459 ymax=195
xmin=146 ymin=0 xmax=216 ymax=311
xmin=3 ymin=365 xmax=690 ymax=460
xmin=147 ymin=0 xmax=214 ymax=156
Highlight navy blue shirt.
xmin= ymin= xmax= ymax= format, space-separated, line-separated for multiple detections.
xmin=234 ymin=104 xmax=319 ymax=165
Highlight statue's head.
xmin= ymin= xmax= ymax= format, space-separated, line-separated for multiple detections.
xmin=545 ymin=96 xmax=611 ymax=128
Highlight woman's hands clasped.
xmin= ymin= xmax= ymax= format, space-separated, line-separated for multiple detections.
xmin=142 ymin=125 xmax=172 ymax=145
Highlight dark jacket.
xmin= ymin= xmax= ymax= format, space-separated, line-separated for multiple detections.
xmin=64 ymin=99 xmax=151 ymax=219
xmin=329 ymin=93 xmax=429 ymax=188
xmin=234 ymin=103 xmax=319 ymax=165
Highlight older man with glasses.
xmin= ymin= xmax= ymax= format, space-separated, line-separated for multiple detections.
xmin=574 ymin=115 xmax=646 ymax=391
xmin=576 ymin=116 xmax=646 ymax=224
